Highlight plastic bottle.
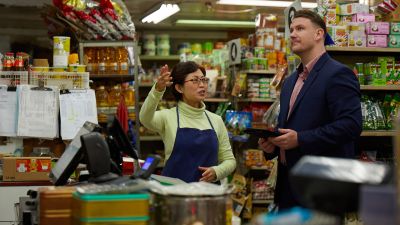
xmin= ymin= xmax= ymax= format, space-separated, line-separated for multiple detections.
xmin=85 ymin=48 xmax=95 ymax=73
xmin=108 ymin=85 xmax=122 ymax=107
xmin=122 ymin=84 xmax=135 ymax=107
xmin=96 ymin=85 xmax=109 ymax=107
xmin=108 ymin=47 xmax=118 ymax=74
xmin=98 ymin=48 xmax=107 ymax=75
xmin=117 ymin=47 xmax=129 ymax=75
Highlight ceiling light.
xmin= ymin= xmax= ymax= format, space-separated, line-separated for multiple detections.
xmin=176 ymin=19 xmax=255 ymax=28
xmin=141 ymin=3 xmax=180 ymax=24
xmin=217 ymin=0 xmax=318 ymax=9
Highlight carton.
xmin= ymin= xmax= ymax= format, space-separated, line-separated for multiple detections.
xmin=2 ymin=157 xmax=51 ymax=181
xmin=388 ymin=35 xmax=400 ymax=47
xmin=367 ymin=35 xmax=388 ymax=47
xmin=391 ymin=22 xmax=400 ymax=34
xmin=339 ymin=3 xmax=369 ymax=15
xmin=366 ymin=22 xmax=390 ymax=35
xmin=352 ymin=13 xmax=375 ymax=23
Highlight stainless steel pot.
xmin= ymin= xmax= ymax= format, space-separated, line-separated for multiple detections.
xmin=150 ymin=194 xmax=232 ymax=225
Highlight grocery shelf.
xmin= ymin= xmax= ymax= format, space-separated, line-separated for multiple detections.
xmin=361 ymin=130 xmax=395 ymax=136
xmin=140 ymin=135 xmax=162 ymax=141
xmin=327 ymin=46 xmax=400 ymax=53
xmin=242 ymin=69 xmax=277 ymax=74
xmin=238 ymin=98 xmax=276 ymax=103
xmin=204 ymin=98 xmax=230 ymax=103
xmin=90 ymin=74 xmax=135 ymax=82
xmin=79 ymin=40 xmax=136 ymax=47
xmin=360 ymin=85 xmax=400 ymax=91
xmin=140 ymin=55 xmax=180 ymax=60
xmin=252 ymin=199 xmax=274 ymax=204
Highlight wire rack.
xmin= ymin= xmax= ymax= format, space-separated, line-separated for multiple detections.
xmin=0 ymin=71 xmax=29 ymax=86
xmin=30 ymin=72 xmax=90 ymax=89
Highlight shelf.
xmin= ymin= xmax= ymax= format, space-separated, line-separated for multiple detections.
xmin=360 ymin=85 xmax=400 ymax=91
xmin=204 ymin=98 xmax=230 ymax=103
xmin=90 ymin=74 xmax=135 ymax=82
xmin=140 ymin=135 xmax=162 ymax=141
xmin=327 ymin=46 xmax=400 ymax=53
xmin=361 ymin=130 xmax=395 ymax=136
xmin=242 ymin=70 xmax=276 ymax=74
xmin=238 ymin=98 xmax=276 ymax=103
xmin=79 ymin=40 xmax=135 ymax=47
xmin=252 ymin=199 xmax=274 ymax=204
xmin=140 ymin=55 xmax=180 ymax=60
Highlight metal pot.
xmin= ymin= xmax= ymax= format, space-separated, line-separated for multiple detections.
xmin=150 ymin=193 xmax=232 ymax=225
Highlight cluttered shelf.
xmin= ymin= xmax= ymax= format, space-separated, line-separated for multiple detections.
xmin=326 ymin=46 xmax=400 ymax=53
xmin=360 ymin=130 xmax=395 ymax=136
xmin=140 ymin=55 xmax=180 ymax=61
xmin=242 ymin=69 xmax=277 ymax=75
xmin=90 ymin=74 xmax=135 ymax=82
xmin=360 ymin=85 xmax=400 ymax=91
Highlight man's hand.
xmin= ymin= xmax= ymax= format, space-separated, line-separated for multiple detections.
xmin=270 ymin=128 xmax=299 ymax=150
xmin=198 ymin=167 xmax=216 ymax=182
xmin=258 ymin=137 xmax=275 ymax=153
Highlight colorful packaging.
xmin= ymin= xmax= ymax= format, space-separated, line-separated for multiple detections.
xmin=348 ymin=32 xmax=367 ymax=47
xmin=388 ymin=35 xmax=400 ymax=47
xmin=332 ymin=25 xmax=348 ymax=47
xmin=347 ymin=22 xmax=366 ymax=33
xmin=325 ymin=9 xmax=337 ymax=26
xmin=367 ymin=35 xmax=388 ymax=47
xmin=352 ymin=13 xmax=375 ymax=23
xmin=366 ymin=22 xmax=390 ymax=35
xmin=391 ymin=22 xmax=400 ymax=34
xmin=340 ymin=15 xmax=353 ymax=24
xmin=339 ymin=3 xmax=369 ymax=15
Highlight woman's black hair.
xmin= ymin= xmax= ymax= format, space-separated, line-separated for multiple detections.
xmin=170 ymin=61 xmax=206 ymax=101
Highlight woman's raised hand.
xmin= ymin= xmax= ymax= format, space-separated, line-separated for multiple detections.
xmin=155 ymin=64 xmax=173 ymax=92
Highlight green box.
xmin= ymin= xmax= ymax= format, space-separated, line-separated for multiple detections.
xmin=390 ymin=22 xmax=400 ymax=35
xmin=388 ymin=35 xmax=400 ymax=48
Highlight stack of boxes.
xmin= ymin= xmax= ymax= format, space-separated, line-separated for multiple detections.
xmin=319 ymin=0 xmax=400 ymax=48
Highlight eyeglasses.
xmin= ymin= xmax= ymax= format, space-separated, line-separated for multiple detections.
xmin=184 ymin=77 xmax=210 ymax=85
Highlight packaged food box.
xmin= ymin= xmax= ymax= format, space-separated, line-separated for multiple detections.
xmin=348 ymin=32 xmax=367 ymax=47
xmin=332 ymin=25 xmax=348 ymax=47
xmin=391 ymin=22 xmax=400 ymax=34
xmin=366 ymin=22 xmax=390 ymax=35
xmin=367 ymin=35 xmax=388 ymax=47
xmin=388 ymin=35 xmax=400 ymax=47
xmin=2 ymin=157 xmax=51 ymax=181
xmin=318 ymin=0 xmax=336 ymax=9
xmin=347 ymin=22 xmax=366 ymax=33
xmin=325 ymin=9 xmax=337 ymax=26
xmin=339 ymin=3 xmax=369 ymax=15
xmin=352 ymin=13 xmax=375 ymax=23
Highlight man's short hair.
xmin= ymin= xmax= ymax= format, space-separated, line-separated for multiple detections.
xmin=293 ymin=10 xmax=327 ymax=37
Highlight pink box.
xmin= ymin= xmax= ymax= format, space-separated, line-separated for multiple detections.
xmin=367 ymin=35 xmax=388 ymax=47
xmin=352 ymin=13 xmax=375 ymax=23
xmin=366 ymin=22 xmax=390 ymax=35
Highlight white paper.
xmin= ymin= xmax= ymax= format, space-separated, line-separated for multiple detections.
xmin=17 ymin=85 xmax=59 ymax=139
xmin=59 ymin=89 xmax=98 ymax=140
xmin=0 ymin=85 xmax=18 ymax=136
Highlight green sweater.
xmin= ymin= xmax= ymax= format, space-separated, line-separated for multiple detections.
xmin=139 ymin=85 xmax=236 ymax=180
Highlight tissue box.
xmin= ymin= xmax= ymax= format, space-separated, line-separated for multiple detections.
xmin=367 ymin=35 xmax=388 ymax=47
xmin=348 ymin=32 xmax=367 ymax=47
xmin=388 ymin=35 xmax=400 ymax=47
xmin=391 ymin=22 xmax=400 ymax=34
xmin=366 ymin=22 xmax=390 ymax=35
xmin=339 ymin=3 xmax=369 ymax=15
xmin=352 ymin=13 xmax=375 ymax=23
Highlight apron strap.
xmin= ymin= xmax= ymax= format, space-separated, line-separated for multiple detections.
xmin=204 ymin=111 xmax=215 ymax=130
xmin=176 ymin=106 xmax=180 ymax=129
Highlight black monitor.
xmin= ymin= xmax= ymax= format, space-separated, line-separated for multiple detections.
xmin=49 ymin=121 xmax=100 ymax=186
xmin=106 ymin=117 xmax=139 ymax=173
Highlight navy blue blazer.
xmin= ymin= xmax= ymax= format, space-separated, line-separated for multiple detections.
xmin=268 ymin=52 xmax=362 ymax=209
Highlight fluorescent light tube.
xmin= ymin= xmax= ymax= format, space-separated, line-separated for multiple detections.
xmin=217 ymin=0 xmax=318 ymax=9
xmin=176 ymin=19 xmax=255 ymax=27
xmin=142 ymin=3 xmax=180 ymax=24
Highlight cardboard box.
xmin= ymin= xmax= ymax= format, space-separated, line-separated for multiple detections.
xmin=366 ymin=22 xmax=390 ymax=35
xmin=388 ymin=35 xmax=400 ymax=47
xmin=332 ymin=25 xmax=349 ymax=47
xmin=391 ymin=22 xmax=400 ymax=34
xmin=339 ymin=3 xmax=369 ymax=15
xmin=352 ymin=13 xmax=375 ymax=23
xmin=348 ymin=32 xmax=367 ymax=47
xmin=367 ymin=35 xmax=388 ymax=47
xmin=3 ymin=157 xmax=51 ymax=181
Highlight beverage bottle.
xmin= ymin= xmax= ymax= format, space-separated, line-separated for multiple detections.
xmin=108 ymin=85 xmax=122 ymax=107
xmin=122 ymin=83 xmax=135 ymax=107
xmin=107 ymin=47 xmax=118 ymax=74
xmin=85 ymin=48 xmax=94 ymax=73
xmin=96 ymin=85 xmax=109 ymax=107
xmin=98 ymin=48 xmax=107 ymax=75
xmin=117 ymin=47 xmax=129 ymax=75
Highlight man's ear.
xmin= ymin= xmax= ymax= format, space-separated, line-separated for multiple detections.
xmin=315 ymin=28 xmax=324 ymax=41
xmin=175 ymin=83 xmax=183 ymax=93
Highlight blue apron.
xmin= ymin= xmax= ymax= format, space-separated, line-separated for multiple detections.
xmin=162 ymin=106 xmax=219 ymax=183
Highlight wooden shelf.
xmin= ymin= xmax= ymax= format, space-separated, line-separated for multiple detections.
xmin=238 ymin=98 xmax=276 ymax=103
xmin=327 ymin=46 xmax=400 ymax=53
xmin=204 ymin=98 xmax=230 ymax=103
xmin=360 ymin=85 xmax=400 ymax=91
xmin=242 ymin=69 xmax=276 ymax=74
xmin=140 ymin=55 xmax=180 ymax=60
xmin=361 ymin=130 xmax=395 ymax=136
xmin=252 ymin=199 xmax=274 ymax=204
xmin=90 ymin=74 xmax=134 ymax=82
xmin=140 ymin=136 xmax=162 ymax=141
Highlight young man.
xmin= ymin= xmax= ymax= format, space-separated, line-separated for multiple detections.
xmin=259 ymin=10 xmax=362 ymax=210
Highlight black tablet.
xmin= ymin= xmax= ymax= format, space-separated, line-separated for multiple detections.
xmin=244 ymin=128 xmax=281 ymax=138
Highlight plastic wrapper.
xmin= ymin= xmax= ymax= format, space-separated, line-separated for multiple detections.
xmin=262 ymin=99 xmax=280 ymax=129
xmin=90 ymin=8 xmax=122 ymax=40
xmin=362 ymin=96 xmax=386 ymax=130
